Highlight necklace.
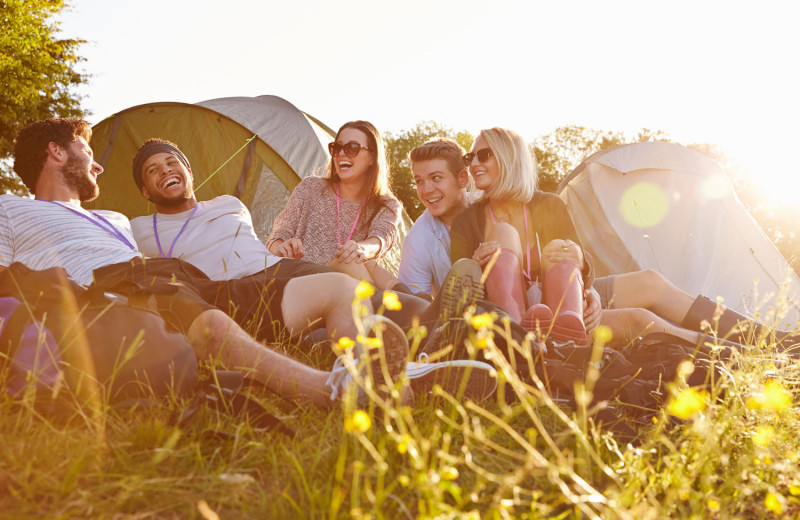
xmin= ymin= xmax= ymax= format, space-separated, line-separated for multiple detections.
xmin=153 ymin=205 xmax=199 ymax=258
xmin=487 ymin=201 xmax=517 ymax=223
xmin=335 ymin=183 xmax=365 ymax=247
xmin=38 ymin=199 xmax=137 ymax=251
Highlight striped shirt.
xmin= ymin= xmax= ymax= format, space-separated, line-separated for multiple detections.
xmin=0 ymin=195 xmax=141 ymax=286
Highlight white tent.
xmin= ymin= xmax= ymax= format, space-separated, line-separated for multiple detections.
xmin=557 ymin=142 xmax=800 ymax=326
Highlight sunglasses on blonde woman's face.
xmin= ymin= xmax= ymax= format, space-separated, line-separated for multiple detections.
xmin=463 ymin=148 xmax=493 ymax=164
xmin=328 ymin=141 xmax=370 ymax=157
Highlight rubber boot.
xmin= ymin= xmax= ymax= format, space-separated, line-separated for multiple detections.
xmin=681 ymin=295 xmax=798 ymax=345
xmin=483 ymin=248 xmax=526 ymax=323
xmin=543 ymin=262 xmax=587 ymax=345
xmin=521 ymin=304 xmax=553 ymax=339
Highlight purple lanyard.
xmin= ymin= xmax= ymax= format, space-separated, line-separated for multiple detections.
xmin=39 ymin=199 xmax=136 ymax=251
xmin=335 ymin=184 xmax=365 ymax=247
xmin=487 ymin=202 xmax=535 ymax=282
xmin=152 ymin=205 xmax=199 ymax=258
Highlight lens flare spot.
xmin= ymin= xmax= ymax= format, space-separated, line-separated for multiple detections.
xmin=619 ymin=182 xmax=669 ymax=228
xmin=700 ymin=173 xmax=730 ymax=200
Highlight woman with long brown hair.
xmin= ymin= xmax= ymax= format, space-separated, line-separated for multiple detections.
xmin=267 ymin=120 xmax=403 ymax=287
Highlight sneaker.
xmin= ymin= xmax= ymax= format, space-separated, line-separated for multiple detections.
xmin=405 ymin=355 xmax=497 ymax=403
xmin=326 ymin=315 xmax=409 ymax=406
xmin=439 ymin=258 xmax=484 ymax=322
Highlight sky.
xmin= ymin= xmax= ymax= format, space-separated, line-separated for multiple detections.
xmin=58 ymin=0 xmax=800 ymax=203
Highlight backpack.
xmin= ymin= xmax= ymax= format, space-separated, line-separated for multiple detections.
xmin=0 ymin=263 xmax=198 ymax=406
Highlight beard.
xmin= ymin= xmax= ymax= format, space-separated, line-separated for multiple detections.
xmin=145 ymin=176 xmax=194 ymax=210
xmin=62 ymin=151 xmax=99 ymax=202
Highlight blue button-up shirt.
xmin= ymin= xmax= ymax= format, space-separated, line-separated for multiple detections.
xmin=398 ymin=209 xmax=452 ymax=297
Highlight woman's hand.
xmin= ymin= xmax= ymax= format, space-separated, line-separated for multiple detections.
xmin=272 ymin=238 xmax=305 ymax=259
xmin=472 ymin=241 xmax=500 ymax=267
xmin=336 ymin=240 xmax=367 ymax=264
xmin=542 ymin=239 xmax=583 ymax=267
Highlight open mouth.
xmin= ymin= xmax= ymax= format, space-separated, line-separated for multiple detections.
xmin=338 ymin=159 xmax=353 ymax=170
xmin=160 ymin=175 xmax=182 ymax=190
xmin=426 ymin=196 xmax=443 ymax=205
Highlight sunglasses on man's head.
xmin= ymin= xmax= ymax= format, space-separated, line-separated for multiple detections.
xmin=328 ymin=141 xmax=370 ymax=157
xmin=464 ymin=148 xmax=493 ymax=164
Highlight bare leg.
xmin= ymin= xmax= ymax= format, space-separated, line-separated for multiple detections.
xmin=187 ymin=309 xmax=334 ymax=408
xmin=280 ymin=272 xmax=366 ymax=340
xmin=485 ymin=222 xmax=524 ymax=261
xmin=328 ymin=258 xmax=375 ymax=285
xmin=599 ymin=308 xmax=703 ymax=348
xmin=606 ymin=270 xmax=695 ymax=322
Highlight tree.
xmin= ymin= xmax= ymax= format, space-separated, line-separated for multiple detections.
xmin=0 ymin=0 xmax=88 ymax=194
xmin=384 ymin=121 xmax=473 ymax=220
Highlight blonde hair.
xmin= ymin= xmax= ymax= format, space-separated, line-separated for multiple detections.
xmin=478 ymin=127 xmax=537 ymax=202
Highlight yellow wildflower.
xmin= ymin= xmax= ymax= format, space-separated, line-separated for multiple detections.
xmin=397 ymin=434 xmax=412 ymax=454
xmin=382 ymin=291 xmax=402 ymax=311
xmin=667 ymin=387 xmax=708 ymax=420
xmin=593 ymin=325 xmax=613 ymax=345
xmin=747 ymin=380 xmax=792 ymax=412
xmin=789 ymin=484 xmax=800 ymax=496
xmin=441 ymin=466 xmax=459 ymax=481
xmin=753 ymin=425 xmax=775 ymax=447
xmin=355 ymin=280 xmax=375 ymax=300
xmin=765 ymin=491 xmax=783 ymax=514
xmin=337 ymin=336 xmax=355 ymax=350
xmin=357 ymin=334 xmax=382 ymax=350
xmin=476 ymin=332 xmax=493 ymax=349
xmin=471 ymin=313 xmax=494 ymax=330
xmin=706 ymin=499 xmax=720 ymax=512
xmin=398 ymin=475 xmax=411 ymax=487
xmin=344 ymin=410 xmax=372 ymax=433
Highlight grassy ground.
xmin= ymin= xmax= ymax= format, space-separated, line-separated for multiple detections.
xmin=2 ymin=304 xmax=800 ymax=519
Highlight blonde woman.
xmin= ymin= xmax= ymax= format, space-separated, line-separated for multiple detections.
xmin=450 ymin=127 xmax=595 ymax=345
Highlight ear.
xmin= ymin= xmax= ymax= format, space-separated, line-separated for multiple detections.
xmin=47 ymin=142 xmax=66 ymax=162
xmin=141 ymin=185 xmax=150 ymax=200
xmin=457 ymin=168 xmax=469 ymax=188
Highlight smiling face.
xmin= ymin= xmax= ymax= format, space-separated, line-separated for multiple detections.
xmin=413 ymin=158 xmax=469 ymax=226
xmin=140 ymin=152 xmax=196 ymax=213
xmin=62 ymin=136 xmax=102 ymax=202
xmin=468 ymin=135 xmax=500 ymax=192
xmin=332 ymin=127 xmax=375 ymax=186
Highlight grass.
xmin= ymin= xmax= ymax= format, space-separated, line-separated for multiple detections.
xmin=3 ymin=299 xmax=800 ymax=519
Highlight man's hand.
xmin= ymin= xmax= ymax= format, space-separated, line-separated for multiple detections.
xmin=584 ymin=289 xmax=602 ymax=334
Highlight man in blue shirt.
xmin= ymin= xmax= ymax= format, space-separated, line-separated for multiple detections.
xmin=398 ymin=139 xmax=471 ymax=298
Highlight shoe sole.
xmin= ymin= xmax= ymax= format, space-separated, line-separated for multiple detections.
xmin=408 ymin=363 xmax=496 ymax=403
xmin=360 ymin=315 xmax=409 ymax=400
xmin=440 ymin=258 xmax=485 ymax=321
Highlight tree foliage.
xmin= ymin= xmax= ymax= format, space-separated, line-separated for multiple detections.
xmin=0 ymin=0 xmax=87 ymax=194
xmin=384 ymin=121 xmax=473 ymax=220
xmin=532 ymin=125 xmax=670 ymax=192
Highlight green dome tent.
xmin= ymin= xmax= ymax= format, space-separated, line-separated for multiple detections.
xmin=88 ymin=95 xmax=410 ymax=273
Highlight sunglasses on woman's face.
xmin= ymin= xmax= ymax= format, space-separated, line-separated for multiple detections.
xmin=464 ymin=148 xmax=493 ymax=164
xmin=328 ymin=141 xmax=370 ymax=157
